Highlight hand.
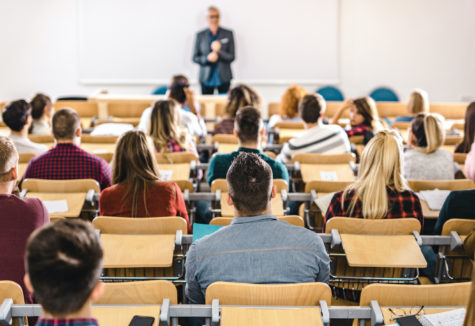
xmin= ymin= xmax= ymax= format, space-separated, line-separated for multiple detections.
xmin=211 ymin=40 xmax=222 ymax=52
xmin=341 ymin=98 xmax=353 ymax=110
xmin=207 ymin=51 xmax=218 ymax=63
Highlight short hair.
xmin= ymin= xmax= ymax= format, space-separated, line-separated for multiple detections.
xmin=0 ymin=136 xmax=19 ymax=182
xmin=169 ymin=80 xmax=190 ymax=104
xmin=52 ymin=108 xmax=80 ymax=140
xmin=25 ymin=219 xmax=103 ymax=315
xmin=299 ymin=94 xmax=326 ymax=123
xmin=208 ymin=6 xmax=220 ymax=13
xmin=2 ymin=100 xmax=31 ymax=132
xmin=30 ymin=93 xmax=52 ymax=120
xmin=234 ymin=106 xmax=262 ymax=143
xmin=226 ymin=152 xmax=272 ymax=215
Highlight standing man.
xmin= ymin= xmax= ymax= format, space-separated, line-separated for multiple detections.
xmin=193 ymin=6 xmax=235 ymax=95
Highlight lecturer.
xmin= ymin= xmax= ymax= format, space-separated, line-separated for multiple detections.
xmin=193 ymin=6 xmax=235 ymax=95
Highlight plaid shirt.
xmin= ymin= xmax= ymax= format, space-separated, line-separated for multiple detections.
xmin=36 ymin=318 xmax=98 ymax=326
xmin=24 ymin=143 xmax=112 ymax=190
xmin=346 ymin=124 xmax=370 ymax=137
xmin=166 ymin=138 xmax=186 ymax=152
xmin=324 ymin=187 xmax=424 ymax=228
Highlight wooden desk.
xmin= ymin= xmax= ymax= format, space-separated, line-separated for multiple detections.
xmin=220 ymin=307 xmax=322 ymax=326
xmin=381 ymin=307 xmax=460 ymax=325
xmin=101 ymin=234 xmax=175 ymax=268
xmin=158 ymin=163 xmax=190 ymax=181
xmin=217 ymin=143 xmax=238 ymax=154
xmin=26 ymin=192 xmax=86 ymax=218
xmin=220 ymin=194 xmax=284 ymax=217
xmin=92 ymin=305 xmax=160 ymax=326
xmin=301 ymin=164 xmax=355 ymax=183
xmin=341 ymin=234 xmax=427 ymax=268
xmin=81 ymin=143 xmax=116 ymax=154
xmin=420 ymin=200 xmax=439 ymax=219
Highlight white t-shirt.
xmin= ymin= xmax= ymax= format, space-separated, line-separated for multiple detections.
xmin=137 ymin=107 xmax=206 ymax=137
xmin=9 ymin=135 xmax=48 ymax=155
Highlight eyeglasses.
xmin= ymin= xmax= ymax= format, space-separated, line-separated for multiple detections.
xmin=388 ymin=306 xmax=425 ymax=322
xmin=208 ymin=15 xmax=220 ymax=19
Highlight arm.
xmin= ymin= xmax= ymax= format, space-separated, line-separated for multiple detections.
xmin=174 ymin=183 xmax=191 ymax=232
xmin=465 ymin=143 xmax=475 ymax=181
xmin=192 ymin=33 xmax=209 ymax=66
xmin=330 ymin=99 xmax=353 ymax=125
xmin=314 ymin=236 xmax=331 ymax=284
xmin=206 ymin=155 xmax=217 ymax=186
xmin=217 ymin=31 xmax=235 ymax=63
xmin=185 ymin=245 xmax=205 ymax=304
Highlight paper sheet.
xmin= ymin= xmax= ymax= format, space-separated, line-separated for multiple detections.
xmin=419 ymin=308 xmax=465 ymax=326
xmin=159 ymin=170 xmax=173 ymax=181
xmin=418 ymin=189 xmax=451 ymax=211
xmin=320 ymin=171 xmax=338 ymax=181
xmin=43 ymin=200 xmax=69 ymax=214
xmin=314 ymin=192 xmax=336 ymax=216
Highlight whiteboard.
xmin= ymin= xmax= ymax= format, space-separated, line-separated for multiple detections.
xmin=78 ymin=0 xmax=339 ymax=85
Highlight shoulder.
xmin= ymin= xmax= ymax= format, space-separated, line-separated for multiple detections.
xmin=210 ymin=152 xmax=232 ymax=164
xmin=220 ymin=27 xmax=234 ymax=34
xmin=436 ymin=148 xmax=453 ymax=159
xmin=196 ymin=28 xmax=209 ymax=37
xmin=7 ymin=196 xmax=47 ymax=218
xmin=100 ymin=184 xmax=121 ymax=200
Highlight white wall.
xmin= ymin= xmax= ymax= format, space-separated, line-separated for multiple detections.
xmin=1 ymin=0 xmax=474 ymax=106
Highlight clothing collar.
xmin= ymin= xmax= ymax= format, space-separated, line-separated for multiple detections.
xmin=36 ymin=318 xmax=99 ymax=326
xmin=236 ymin=147 xmax=262 ymax=154
xmin=54 ymin=142 xmax=79 ymax=148
xmin=230 ymin=214 xmax=277 ymax=225
xmin=9 ymin=134 xmax=31 ymax=143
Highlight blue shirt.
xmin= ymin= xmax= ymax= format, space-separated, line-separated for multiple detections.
xmin=185 ymin=214 xmax=330 ymax=304
xmin=204 ymin=30 xmax=222 ymax=87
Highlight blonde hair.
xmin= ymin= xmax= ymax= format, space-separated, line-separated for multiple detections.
xmin=407 ymin=89 xmax=429 ymax=115
xmin=343 ymin=130 xmax=408 ymax=219
xmin=280 ymin=85 xmax=307 ymax=118
xmin=0 ymin=136 xmax=18 ymax=182
xmin=149 ymin=100 xmax=188 ymax=152
xmin=353 ymin=97 xmax=383 ymax=131
xmin=411 ymin=113 xmax=445 ymax=154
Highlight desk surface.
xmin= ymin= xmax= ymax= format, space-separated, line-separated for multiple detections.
xmin=301 ymin=163 xmax=355 ymax=183
xmin=26 ymin=192 xmax=86 ymax=218
xmin=101 ymin=234 xmax=175 ymax=268
xmin=220 ymin=194 xmax=284 ymax=217
xmin=381 ymin=307 xmax=460 ymax=325
xmin=92 ymin=305 xmax=160 ymax=326
xmin=341 ymin=234 xmax=427 ymax=268
xmin=158 ymin=163 xmax=190 ymax=181
xmin=81 ymin=143 xmax=116 ymax=154
xmin=420 ymin=200 xmax=439 ymax=219
xmin=220 ymin=307 xmax=322 ymax=326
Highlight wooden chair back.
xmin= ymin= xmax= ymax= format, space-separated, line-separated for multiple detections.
xmin=0 ymin=281 xmax=24 ymax=304
xmin=348 ymin=135 xmax=364 ymax=144
xmin=324 ymin=102 xmax=345 ymax=119
xmin=107 ymin=101 xmax=152 ymax=118
xmin=97 ymin=280 xmax=178 ymax=304
xmin=267 ymin=102 xmax=281 ymax=117
xmin=94 ymin=152 xmax=114 ymax=163
xmin=81 ymin=135 xmax=118 ymax=144
xmin=210 ymin=215 xmax=305 ymax=227
xmin=292 ymin=153 xmax=355 ymax=183
xmin=304 ymin=180 xmax=353 ymax=194
xmin=93 ymin=216 xmax=188 ymax=235
xmin=205 ymin=281 xmax=332 ymax=305
xmin=175 ymin=180 xmax=194 ymax=193
xmin=22 ymin=178 xmax=100 ymax=193
xmin=441 ymin=219 xmax=475 ymax=236
xmin=264 ymin=151 xmax=276 ymax=159
xmin=18 ymin=152 xmax=36 ymax=164
xmin=28 ymin=134 xmax=54 ymax=144
xmin=155 ymin=152 xmax=198 ymax=164
xmin=54 ymin=100 xmax=98 ymax=118
xmin=291 ymin=153 xmax=355 ymax=164
xmin=50 ymin=216 xmax=65 ymax=223
xmin=375 ymin=102 xmax=407 ymax=119
xmin=430 ymin=103 xmax=467 ymax=120
xmin=408 ymin=179 xmax=475 ymax=192
xmin=274 ymin=121 xmax=305 ymax=129
xmin=453 ymin=153 xmax=467 ymax=164
xmin=325 ymin=217 xmax=421 ymax=234
xmin=215 ymin=102 xmax=226 ymax=117
xmin=391 ymin=121 xmax=412 ymax=130
xmin=211 ymin=134 xmax=239 ymax=144
xmin=445 ymin=136 xmax=463 ymax=146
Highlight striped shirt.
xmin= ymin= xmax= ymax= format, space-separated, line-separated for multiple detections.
xmin=277 ymin=124 xmax=351 ymax=164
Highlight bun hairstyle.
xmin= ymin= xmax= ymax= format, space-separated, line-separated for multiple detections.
xmin=411 ymin=113 xmax=445 ymax=154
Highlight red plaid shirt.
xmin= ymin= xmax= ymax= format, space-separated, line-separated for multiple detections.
xmin=23 ymin=143 xmax=112 ymax=190
xmin=36 ymin=318 xmax=98 ymax=326
xmin=166 ymin=138 xmax=186 ymax=152
xmin=324 ymin=187 xmax=424 ymax=229
xmin=346 ymin=124 xmax=370 ymax=137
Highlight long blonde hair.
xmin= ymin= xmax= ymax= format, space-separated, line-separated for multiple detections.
xmin=112 ymin=130 xmax=160 ymax=217
xmin=343 ymin=130 xmax=408 ymax=219
xmin=411 ymin=113 xmax=445 ymax=154
xmin=407 ymin=89 xmax=429 ymax=115
xmin=149 ymin=100 xmax=188 ymax=152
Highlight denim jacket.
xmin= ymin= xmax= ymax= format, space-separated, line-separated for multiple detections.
xmin=185 ymin=214 xmax=330 ymax=304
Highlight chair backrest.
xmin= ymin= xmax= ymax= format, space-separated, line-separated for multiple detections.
xmin=291 ymin=153 xmax=355 ymax=164
xmin=28 ymin=134 xmax=55 ymax=144
xmin=430 ymin=103 xmax=467 ymax=120
xmin=18 ymin=152 xmax=36 ymax=164
xmin=348 ymin=135 xmax=364 ymax=144
xmin=408 ymin=179 xmax=475 ymax=192
xmin=174 ymin=180 xmax=194 ymax=193
xmin=304 ymin=180 xmax=353 ymax=194
xmin=274 ymin=121 xmax=305 ymax=129
xmin=325 ymin=217 xmax=421 ymax=234
xmin=94 ymin=152 xmax=114 ymax=163
xmin=369 ymin=87 xmax=399 ymax=102
xmin=263 ymin=151 xmax=277 ymax=159
xmin=205 ymin=282 xmax=331 ymax=305
xmin=22 ymin=178 xmax=101 ymax=193
xmin=210 ymin=215 xmax=305 ymax=227
xmin=155 ymin=152 xmax=198 ymax=164
xmin=54 ymin=100 xmax=98 ymax=118
xmin=268 ymin=102 xmax=281 ymax=116
xmin=211 ymin=134 xmax=239 ymax=144
xmin=93 ymin=216 xmax=188 ymax=235
xmin=0 ymin=281 xmax=24 ymax=304
xmin=391 ymin=121 xmax=412 ymax=130
xmin=81 ymin=135 xmax=118 ymax=144
xmin=376 ymin=102 xmax=407 ymax=118
xmin=359 ymin=282 xmax=470 ymax=306
xmin=215 ymin=102 xmax=226 ymax=117
xmin=316 ymin=86 xmax=344 ymax=101
xmin=108 ymin=101 xmax=152 ymax=118
xmin=324 ymin=102 xmax=346 ymax=119
xmin=441 ymin=219 xmax=475 ymax=236
xmin=211 ymin=178 xmax=288 ymax=193
xmin=97 ymin=280 xmax=177 ymax=304
xmin=453 ymin=153 xmax=467 ymax=164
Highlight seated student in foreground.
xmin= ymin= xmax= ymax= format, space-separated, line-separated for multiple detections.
xmin=24 ymin=219 xmax=103 ymax=326
xmin=30 ymin=93 xmax=54 ymax=135
xmin=99 ymin=130 xmax=190 ymax=230
xmin=277 ymin=93 xmax=351 ymax=164
xmin=325 ymin=130 xmax=423 ymax=226
xmin=403 ymin=113 xmax=460 ymax=180
xmin=185 ymin=152 xmax=330 ymax=304
xmin=0 ymin=136 xmax=49 ymax=304
xmin=23 ymin=108 xmax=112 ymax=190
xmin=392 ymin=89 xmax=429 ymax=124
xmin=268 ymin=84 xmax=307 ymax=128
xmin=207 ymin=106 xmax=289 ymax=185
xmin=2 ymin=99 xmax=48 ymax=154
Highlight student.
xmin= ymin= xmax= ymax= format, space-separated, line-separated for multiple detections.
xmin=30 ymin=93 xmax=54 ymax=135
xmin=330 ymin=97 xmax=383 ymax=143
xmin=149 ymin=100 xmax=198 ymax=156
xmin=403 ymin=113 xmax=459 ymax=180
xmin=214 ymin=84 xmax=261 ymax=135
xmin=465 ymin=140 xmax=475 ymax=180
xmin=207 ymin=106 xmax=289 ymax=185
xmin=2 ymin=100 xmax=48 ymax=154
xmin=186 ymin=152 xmax=330 ymax=304
xmin=0 ymin=136 xmax=49 ymax=304
xmin=268 ymin=84 xmax=307 ymax=128
xmin=277 ymin=94 xmax=351 ymax=164
xmin=392 ymin=89 xmax=429 ymax=124
xmin=325 ymin=130 xmax=423 ymax=226
xmin=24 ymin=219 xmax=103 ymax=326
xmin=99 ymin=130 xmax=190 ymax=230
xmin=23 ymin=108 xmax=112 ymax=190
xmin=455 ymin=102 xmax=475 ymax=153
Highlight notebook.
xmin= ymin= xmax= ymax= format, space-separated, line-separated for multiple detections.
xmin=419 ymin=308 xmax=465 ymax=326
xmin=192 ymin=223 xmax=223 ymax=243
xmin=418 ymin=189 xmax=451 ymax=211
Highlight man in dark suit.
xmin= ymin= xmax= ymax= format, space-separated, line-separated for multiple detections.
xmin=193 ymin=6 xmax=235 ymax=95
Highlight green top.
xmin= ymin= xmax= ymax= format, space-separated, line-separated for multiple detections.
xmin=207 ymin=147 xmax=289 ymax=186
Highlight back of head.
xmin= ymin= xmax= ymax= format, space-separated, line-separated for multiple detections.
xmin=280 ymin=85 xmax=307 ymax=118
xmin=234 ymin=106 xmax=262 ymax=144
xmin=226 ymin=152 xmax=272 ymax=215
xmin=52 ymin=108 xmax=80 ymax=140
xmin=407 ymin=89 xmax=429 ymax=115
xmin=30 ymin=93 xmax=52 ymax=120
xmin=225 ymin=84 xmax=261 ymax=117
xmin=299 ymin=94 xmax=326 ymax=124
xmin=457 ymin=102 xmax=475 ymax=153
xmin=345 ymin=130 xmax=407 ymax=219
xmin=0 ymin=136 xmax=19 ymax=182
xmin=2 ymin=100 xmax=31 ymax=132
xmin=169 ymin=74 xmax=189 ymax=86
xmin=353 ymin=97 xmax=381 ymax=130
xmin=169 ymin=80 xmax=190 ymax=104
xmin=25 ymin=219 xmax=103 ymax=316
xmin=411 ymin=113 xmax=445 ymax=153
xmin=150 ymin=100 xmax=183 ymax=151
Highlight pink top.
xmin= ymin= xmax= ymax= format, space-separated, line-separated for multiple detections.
xmin=465 ymin=142 xmax=475 ymax=182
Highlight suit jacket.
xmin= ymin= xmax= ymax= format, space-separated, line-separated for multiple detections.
xmin=193 ymin=27 xmax=235 ymax=84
